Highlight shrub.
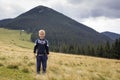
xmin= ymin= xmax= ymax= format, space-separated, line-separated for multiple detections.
xmin=22 ymin=68 xmax=29 ymax=73
xmin=28 ymin=62 xmax=35 ymax=66
xmin=0 ymin=63 xmax=4 ymax=67
xmin=0 ymin=57 xmax=6 ymax=60
xmin=7 ymin=64 xmax=19 ymax=69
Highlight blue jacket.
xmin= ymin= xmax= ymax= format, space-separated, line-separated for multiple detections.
xmin=34 ymin=38 xmax=49 ymax=55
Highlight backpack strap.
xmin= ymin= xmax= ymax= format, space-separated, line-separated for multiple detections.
xmin=45 ymin=39 xmax=49 ymax=47
xmin=35 ymin=39 xmax=39 ymax=45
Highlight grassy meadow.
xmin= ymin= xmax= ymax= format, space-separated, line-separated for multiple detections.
xmin=0 ymin=28 xmax=120 ymax=80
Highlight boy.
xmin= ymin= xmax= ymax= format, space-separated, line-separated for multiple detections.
xmin=33 ymin=29 xmax=49 ymax=74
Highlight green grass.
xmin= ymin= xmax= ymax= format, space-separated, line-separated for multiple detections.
xmin=0 ymin=67 xmax=34 ymax=80
xmin=0 ymin=28 xmax=33 ymax=49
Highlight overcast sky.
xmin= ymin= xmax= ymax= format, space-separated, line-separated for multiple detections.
xmin=0 ymin=0 xmax=120 ymax=34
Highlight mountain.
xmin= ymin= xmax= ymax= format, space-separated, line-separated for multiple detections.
xmin=0 ymin=5 xmax=113 ymax=51
xmin=102 ymin=31 xmax=120 ymax=40
xmin=0 ymin=19 xmax=13 ymax=26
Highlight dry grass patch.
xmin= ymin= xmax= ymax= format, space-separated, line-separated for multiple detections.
xmin=0 ymin=28 xmax=120 ymax=80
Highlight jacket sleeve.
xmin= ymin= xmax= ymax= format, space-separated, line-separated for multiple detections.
xmin=33 ymin=40 xmax=38 ymax=54
xmin=45 ymin=40 xmax=49 ymax=54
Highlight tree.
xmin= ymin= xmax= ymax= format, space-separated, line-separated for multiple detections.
xmin=81 ymin=47 xmax=85 ymax=55
xmin=97 ymin=45 xmax=104 ymax=57
xmin=111 ymin=38 xmax=120 ymax=59
xmin=91 ymin=47 xmax=95 ymax=56
xmin=104 ymin=41 xmax=111 ymax=58
xmin=31 ymin=32 xmax=38 ymax=42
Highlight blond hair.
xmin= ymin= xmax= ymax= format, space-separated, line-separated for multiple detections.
xmin=39 ymin=29 xmax=45 ymax=36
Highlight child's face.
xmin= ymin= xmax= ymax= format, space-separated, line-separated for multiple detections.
xmin=39 ymin=31 xmax=45 ymax=39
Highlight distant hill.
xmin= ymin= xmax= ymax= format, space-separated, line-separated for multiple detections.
xmin=0 ymin=19 xmax=13 ymax=26
xmin=102 ymin=31 xmax=120 ymax=40
xmin=0 ymin=5 xmax=113 ymax=53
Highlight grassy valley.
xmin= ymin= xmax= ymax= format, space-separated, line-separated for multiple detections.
xmin=0 ymin=28 xmax=33 ymax=49
xmin=0 ymin=28 xmax=120 ymax=80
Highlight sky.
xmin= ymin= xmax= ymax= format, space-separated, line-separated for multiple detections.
xmin=0 ymin=0 xmax=120 ymax=34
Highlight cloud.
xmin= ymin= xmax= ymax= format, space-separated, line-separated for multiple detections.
xmin=0 ymin=0 xmax=120 ymax=19
xmin=0 ymin=0 xmax=52 ymax=19
xmin=0 ymin=0 xmax=25 ymax=19
xmin=65 ymin=0 xmax=120 ymax=18
xmin=81 ymin=17 xmax=120 ymax=34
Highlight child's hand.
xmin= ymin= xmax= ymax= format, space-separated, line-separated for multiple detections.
xmin=33 ymin=51 xmax=36 ymax=53
xmin=34 ymin=54 xmax=37 ymax=57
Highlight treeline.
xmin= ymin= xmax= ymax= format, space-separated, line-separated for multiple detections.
xmin=31 ymin=34 xmax=120 ymax=59
xmin=50 ymin=39 xmax=120 ymax=59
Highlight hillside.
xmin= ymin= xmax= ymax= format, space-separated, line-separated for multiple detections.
xmin=0 ymin=28 xmax=33 ymax=49
xmin=0 ymin=6 xmax=112 ymax=48
xmin=0 ymin=28 xmax=120 ymax=80
xmin=102 ymin=31 xmax=120 ymax=40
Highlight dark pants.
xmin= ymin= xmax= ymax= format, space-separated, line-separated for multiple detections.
xmin=36 ymin=55 xmax=48 ymax=74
